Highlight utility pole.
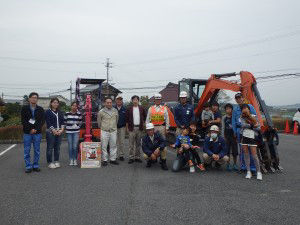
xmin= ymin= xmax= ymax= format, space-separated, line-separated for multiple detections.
xmin=69 ymin=81 xmax=72 ymax=105
xmin=104 ymin=58 xmax=113 ymax=94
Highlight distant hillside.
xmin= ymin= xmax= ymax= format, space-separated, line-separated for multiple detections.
xmin=273 ymin=104 xmax=300 ymax=109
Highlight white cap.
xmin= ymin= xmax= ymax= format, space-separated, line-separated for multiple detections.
xmin=146 ymin=123 xmax=154 ymax=130
xmin=210 ymin=125 xmax=219 ymax=132
xmin=154 ymin=93 xmax=162 ymax=99
xmin=116 ymin=94 xmax=123 ymax=99
xmin=179 ymin=91 xmax=188 ymax=98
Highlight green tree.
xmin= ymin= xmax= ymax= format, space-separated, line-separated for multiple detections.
xmin=140 ymin=95 xmax=150 ymax=110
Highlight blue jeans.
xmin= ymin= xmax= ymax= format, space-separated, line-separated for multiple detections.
xmin=46 ymin=131 xmax=62 ymax=163
xmin=67 ymin=132 xmax=79 ymax=161
xmin=23 ymin=133 xmax=42 ymax=169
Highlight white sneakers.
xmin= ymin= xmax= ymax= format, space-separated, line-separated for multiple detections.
xmin=48 ymin=163 xmax=56 ymax=169
xmin=245 ymin=171 xmax=252 ymax=179
xmin=69 ymin=159 xmax=78 ymax=166
xmin=256 ymin=172 xmax=263 ymax=181
xmin=245 ymin=171 xmax=263 ymax=181
xmin=189 ymin=166 xmax=195 ymax=173
xmin=48 ymin=162 xmax=60 ymax=169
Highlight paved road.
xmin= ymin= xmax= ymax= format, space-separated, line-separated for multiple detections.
xmin=0 ymin=134 xmax=299 ymax=225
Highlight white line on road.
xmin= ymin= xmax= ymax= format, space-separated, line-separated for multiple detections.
xmin=0 ymin=144 xmax=17 ymax=157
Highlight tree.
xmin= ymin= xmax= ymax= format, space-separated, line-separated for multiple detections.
xmin=23 ymin=95 xmax=29 ymax=105
xmin=140 ymin=96 xmax=150 ymax=109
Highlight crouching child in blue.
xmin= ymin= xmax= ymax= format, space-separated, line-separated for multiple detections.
xmin=170 ymin=127 xmax=196 ymax=173
xmin=203 ymin=125 xmax=229 ymax=169
xmin=142 ymin=123 xmax=168 ymax=170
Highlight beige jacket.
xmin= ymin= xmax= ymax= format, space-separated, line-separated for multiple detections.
xmin=97 ymin=107 xmax=119 ymax=132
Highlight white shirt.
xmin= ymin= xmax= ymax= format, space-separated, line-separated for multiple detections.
xmin=293 ymin=111 xmax=300 ymax=123
xmin=133 ymin=106 xmax=140 ymax=125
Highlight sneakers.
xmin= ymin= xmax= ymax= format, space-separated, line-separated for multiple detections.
xmin=33 ymin=168 xmax=41 ymax=172
xmin=110 ymin=160 xmax=119 ymax=165
xmin=102 ymin=161 xmax=108 ymax=167
xmin=161 ymin=160 xmax=168 ymax=171
xmin=233 ymin=164 xmax=239 ymax=171
xmin=25 ymin=168 xmax=32 ymax=173
xmin=257 ymin=172 xmax=263 ymax=181
xmin=226 ymin=164 xmax=232 ymax=171
xmin=48 ymin=163 xmax=56 ymax=169
xmin=128 ymin=159 xmax=134 ymax=164
xmin=73 ymin=160 xmax=78 ymax=166
xmin=146 ymin=160 xmax=152 ymax=168
xmin=197 ymin=164 xmax=206 ymax=171
xmin=135 ymin=159 xmax=142 ymax=163
xmin=215 ymin=162 xmax=221 ymax=169
xmin=119 ymin=156 xmax=124 ymax=161
xmin=69 ymin=160 xmax=74 ymax=166
xmin=245 ymin=171 xmax=252 ymax=179
xmin=189 ymin=166 xmax=195 ymax=173
xmin=54 ymin=162 xmax=60 ymax=168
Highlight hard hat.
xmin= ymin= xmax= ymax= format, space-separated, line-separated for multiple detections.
xmin=116 ymin=94 xmax=123 ymax=99
xmin=154 ymin=93 xmax=162 ymax=99
xmin=146 ymin=123 xmax=154 ymax=130
xmin=179 ymin=91 xmax=188 ymax=98
xmin=210 ymin=125 xmax=219 ymax=132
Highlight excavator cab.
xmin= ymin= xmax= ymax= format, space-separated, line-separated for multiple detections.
xmin=178 ymin=78 xmax=207 ymax=108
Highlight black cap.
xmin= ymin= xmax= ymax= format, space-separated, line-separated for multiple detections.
xmin=235 ymin=93 xmax=242 ymax=99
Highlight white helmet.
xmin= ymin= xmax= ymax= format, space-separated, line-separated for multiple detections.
xmin=179 ymin=91 xmax=188 ymax=98
xmin=210 ymin=125 xmax=219 ymax=132
xmin=116 ymin=94 xmax=123 ymax=99
xmin=154 ymin=93 xmax=162 ymax=99
xmin=146 ymin=123 xmax=154 ymax=130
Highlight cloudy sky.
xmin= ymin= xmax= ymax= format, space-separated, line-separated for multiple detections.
xmin=0 ymin=0 xmax=300 ymax=105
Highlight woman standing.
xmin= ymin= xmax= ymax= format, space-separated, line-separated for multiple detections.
xmin=64 ymin=102 xmax=82 ymax=166
xmin=45 ymin=98 xmax=65 ymax=169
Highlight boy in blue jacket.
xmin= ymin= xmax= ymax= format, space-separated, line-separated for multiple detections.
xmin=170 ymin=127 xmax=195 ymax=173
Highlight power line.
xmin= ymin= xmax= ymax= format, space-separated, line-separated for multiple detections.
xmin=0 ymin=56 xmax=101 ymax=64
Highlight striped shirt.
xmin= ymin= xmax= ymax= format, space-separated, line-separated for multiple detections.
xmin=64 ymin=111 xmax=82 ymax=133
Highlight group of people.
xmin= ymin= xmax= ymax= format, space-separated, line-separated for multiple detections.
xmin=21 ymin=90 xmax=263 ymax=180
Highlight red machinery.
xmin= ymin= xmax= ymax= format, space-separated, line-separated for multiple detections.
xmin=169 ymin=71 xmax=281 ymax=173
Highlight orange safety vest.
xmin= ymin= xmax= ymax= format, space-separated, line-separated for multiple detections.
xmin=151 ymin=106 xmax=165 ymax=125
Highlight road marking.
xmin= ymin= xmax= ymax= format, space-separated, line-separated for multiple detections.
xmin=0 ymin=144 xmax=17 ymax=157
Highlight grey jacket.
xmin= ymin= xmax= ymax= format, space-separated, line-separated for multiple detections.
xmin=97 ymin=107 xmax=119 ymax=132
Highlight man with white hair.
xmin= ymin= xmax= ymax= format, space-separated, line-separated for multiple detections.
xmin=142 ymin=123 xmax=168 ymax=170
xmin=146 ymin=93 xmax=169 ymax=138
xmin=174 ymin=91 xmax=195 ymax=135
xmin=203 ymin=125 xmax=229 ymax=169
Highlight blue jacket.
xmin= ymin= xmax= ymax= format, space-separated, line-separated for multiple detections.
xmin=174 ymin=103 xmax=195 ymax=128
xmin=115 ymin=105 xmax=126 ymax=128
xmin=142 ymin=131 xmax=166 ymax=157
xmin=203 ymin=136 xmax=227 ymax=158
xmin=45 ymin=109 xmax=65 ymax=131
xmin=232 ymin=104 xmax=256 ymax=139
xmin=174 ymin=135 xmax=192 ymax=148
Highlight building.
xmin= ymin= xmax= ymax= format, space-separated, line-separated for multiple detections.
xmin=149 ymin=82 xmax=179 ymax=104
xmin=38 ymin=95 xmax=71 ymax=109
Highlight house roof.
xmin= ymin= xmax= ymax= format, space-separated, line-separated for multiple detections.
xmin=150 ymin=82 xmax=178 ymax=103
xmin=80 ymin=83 xmax=122 ymax=94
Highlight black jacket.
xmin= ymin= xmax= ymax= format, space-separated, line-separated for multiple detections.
xmin=21 ymin=105 xmax=45 ymax=134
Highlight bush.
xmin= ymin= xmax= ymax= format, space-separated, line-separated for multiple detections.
xmin=0 ymin=125 xmax=24 ymax=140
xmin=0 ymin=116 xmax=21 ymax=127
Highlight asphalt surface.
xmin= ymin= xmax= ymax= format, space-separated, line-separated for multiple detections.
xmin=0 ymin=134 xmax=299 ymax=225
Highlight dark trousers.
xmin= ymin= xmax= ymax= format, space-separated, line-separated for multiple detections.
xmin=225 ymin=136 xmax=238 ymax=157
xmin=46 ymin=131 xmax=62 ymax=163
xmin=191 ymin=148 xmax=202 ymax=164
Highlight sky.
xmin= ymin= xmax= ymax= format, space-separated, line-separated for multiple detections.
xmin=0 ymin=0 xmax=300 ymax=106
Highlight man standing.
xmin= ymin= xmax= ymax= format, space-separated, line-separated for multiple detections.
xmin=232 ymin=93 xmax=257 ymax=171
xmin=126 ymin=95 xmax=146 ymax=164
xmin=146 ymin=93 xmax=169 ymax=139
xmin=97 ymin=97 xmax=119 ymax=166
xmin=209 ymin=102 xmax=222 ymax=127
xmin=203 ymin=125 xmax=229 ymax=169
xmin=174 ymin=91 xmax=194 ymax=135
xmin=114 ymin=94 xmax=126 ymax=161
xmin=142 ymin=123 xmax=168 ymax=170
xmin=21 ymin=92 xmax=45 ymax=173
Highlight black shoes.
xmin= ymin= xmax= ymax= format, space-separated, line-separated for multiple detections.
xmin=119 ymin=156 xmax=124 ymax=161
xmin=128 ymin=159 xmax=134 ymax=164
xmin=135 ymin=159 xmax=142 ymax=163
xmin=215 ymin=162 xmax=221 ymax=169
xmin=146 ymin=160 xmax=152 ymax=168
xmin=33 ymin=168 xmax=41 ymax=172
xmin=102 ymin=161 xmax=108 ymax=167
xmin=25 ymin=168 xmax=32 ymax=173
xmin=161 ymin=160 xmax=168 ymax=171
xmin=110 ymin=160 xmax=119 ymax=165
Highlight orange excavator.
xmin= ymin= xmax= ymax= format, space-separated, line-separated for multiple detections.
xmin=168 ymin=71 xmax=281 ymax=173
